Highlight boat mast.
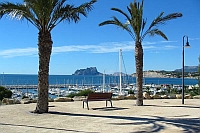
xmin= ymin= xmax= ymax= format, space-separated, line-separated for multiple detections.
xmin=102 ymin=70 xmax=105 ymax=92
xmin=119 ymin=49 xmax=122 ymax=95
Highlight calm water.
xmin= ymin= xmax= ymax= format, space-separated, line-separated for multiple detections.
xmin=0 ymin=74 xmax=198 ymax=86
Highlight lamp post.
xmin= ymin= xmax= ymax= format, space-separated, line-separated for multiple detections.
xmin=182 ymin=35 xmax=190 ymax=104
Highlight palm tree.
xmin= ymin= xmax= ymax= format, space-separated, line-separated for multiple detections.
xmin=99 ymin=0 xmax=182 ymax=106
xmin=0 ymin=0 xmax=96 ymax=113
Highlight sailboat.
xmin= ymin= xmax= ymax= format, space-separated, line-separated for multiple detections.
xmin=119 ymin=49 xmax=125 ymax=96
xmin=111 ymin=49 xmax=127 ymax=96
xmin=102 ymin=49 xmax=130 ymax=96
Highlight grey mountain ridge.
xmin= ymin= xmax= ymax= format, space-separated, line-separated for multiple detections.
xmin=174 ymin=66 xmax=198 ymax=72
xmin=72 ymin=66 xmax=198 ymax=75
xmin=73 ymin=67 xmax=102 ymax=75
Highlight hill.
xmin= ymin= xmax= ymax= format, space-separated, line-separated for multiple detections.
xmin=174 ymin=66 xmax=198 ymax=72
xmin=72 ymin=67 xmax=102 ymax=75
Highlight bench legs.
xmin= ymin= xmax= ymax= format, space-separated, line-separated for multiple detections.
xmin=106 ymin=100 xmax=113 ymax=107
xmin=83 ymin=100 xmax=113 ymax=110
xmin=83 ymin=101 xmax=89 ymax=110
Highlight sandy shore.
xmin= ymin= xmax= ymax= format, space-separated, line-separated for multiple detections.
xmin=0 ymin=99 xmax=200 ymax=133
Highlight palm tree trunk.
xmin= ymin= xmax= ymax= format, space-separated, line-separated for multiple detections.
xmin=135 ymin=41 xmax=143 ymax=106
xmin=34 ymin=31 xmax=52 ymax=113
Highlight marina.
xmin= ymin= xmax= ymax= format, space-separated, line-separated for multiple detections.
xmin=0 ymin=73 xmax=199 ymax=100
xmin=3 ymin=81 xmax=199 ymax=100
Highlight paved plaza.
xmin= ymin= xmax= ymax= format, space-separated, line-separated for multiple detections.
xmin=0 ymin=99 xmax=200 ymax=133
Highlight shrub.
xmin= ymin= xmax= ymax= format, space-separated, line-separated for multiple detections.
xmin=78 ymin=89 xmax=94 ymax=96
xmin=170 ymin=88 xmax=181 ymax=94
xmin=128 ymin=90 xmax=134 ymax=94
xmin=67 ymin=93 xmax=77 ymax=98
xmin=67 ymin=89 xmax=94 ymax=98
xmin=0 ymin=86 xmax=12 ymax=101
xmin=185 ymin=88 xmax=200 ymax=96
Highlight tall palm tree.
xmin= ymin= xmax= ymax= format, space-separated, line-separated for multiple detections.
xmin=0 ymin=0 xmax=96 ymax=113
xmin=99 ymin=0 xmax=182 ymax=106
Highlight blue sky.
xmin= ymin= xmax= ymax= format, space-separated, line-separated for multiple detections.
xmin=0 ymin=0 xmax=199 ymax=75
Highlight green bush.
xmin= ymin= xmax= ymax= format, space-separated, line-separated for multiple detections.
xmin=185 ymin=88 xmax=200 ymax=96
xmin=67 ymin=89 xmax=94 ymax=98
xmin=156 ymin=91 xmax=167 ymax=95
xmin=128 ymin=90 xmax=134 ymax=94
xmin=0 ymin=86 xmax=12 ymax=101
xmin=78 ymin=89 xmax=94 ymax=96
xmin=170 ymin=88 xmax=181 ymax=94
xmin=67 ymin=93 xmax=77 ymax=98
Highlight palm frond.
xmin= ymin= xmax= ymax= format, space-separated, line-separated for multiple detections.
xmin=77 ymin=0 xmax=96 ymax=17
xmin=129 ymin=1 xmax=144 ymax=41
xmin=148 ymin=29 xmax=168 ymax=40
xmin=111 ymin=7 xmax=131 ymax=24
xmin=149 ymin=12 xmax=182 ymax=30
xmin=50 ymin=0 xmax=96 ymax=31
xmin=0 ymin=1 xmax=41 ymax=29
xmin=162 ymin=12 xmax=183 ymax=22
xmin=0 ymin=0 xmax=96 ymax=32
xmin=48 ymin=0 xmax=69 ymax=30
xmin=142 ymin=12 xmax=182 ymax=41
xmin=100 ymin=0 xmax=182 ymax=42
xmin=0 ymin=2 xmax=23 ymax=19
xmin=99 ymin=17 xmax=135 ymax=40
xmin=141 ymin=18 xmax=147 ymax=35
xmin=148 ymin=12 xmax=164 ymax=30
xmin=25 ymin=0 xmax=62 ymax=32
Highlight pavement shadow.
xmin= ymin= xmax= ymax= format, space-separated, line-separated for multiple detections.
xmin=48 ymin=111 xmax=200 ymax=132
xmin=144 ymin=104 xmax=200 ymax=109
xmin=0 ymin=122 xmax=97 ymax=133
xmin=92 ymin=107 xmax=129 ymax=111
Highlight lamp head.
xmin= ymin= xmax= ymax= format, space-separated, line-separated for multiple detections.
xmin=185 ymin=42 xmax=190 ymax=48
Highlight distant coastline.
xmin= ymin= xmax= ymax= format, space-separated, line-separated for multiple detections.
xmin=1 ymin=65 xmax=198 ymax=79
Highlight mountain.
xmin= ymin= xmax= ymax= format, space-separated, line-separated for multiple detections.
xmin=174 ymin=66 xmax=198 ymax=72
xmin=73 ymin=67 xmax=102 ymax=75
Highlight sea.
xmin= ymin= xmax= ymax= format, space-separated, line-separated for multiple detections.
xmin=0 ymin=74 xmax=198 ymax=86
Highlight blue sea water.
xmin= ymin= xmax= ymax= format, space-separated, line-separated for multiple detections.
xmin=0 ymin=74 xmax=198 ymax=86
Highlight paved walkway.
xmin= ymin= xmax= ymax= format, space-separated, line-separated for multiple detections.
xmin=0 ymin=99 xmax=200 ymax=133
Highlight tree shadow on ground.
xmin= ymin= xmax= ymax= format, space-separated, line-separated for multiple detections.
xmin=144 ymin=104 xmax=200 ymax=109
xmin=48 ymin=111 xmax=200 ymax=132
xmin=0 ymin=122 xmax=97 ymax=133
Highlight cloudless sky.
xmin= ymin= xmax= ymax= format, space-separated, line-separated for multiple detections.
xmin=0 ymin=0 xmax=199 ymax=75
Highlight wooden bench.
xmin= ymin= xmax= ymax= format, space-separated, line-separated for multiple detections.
xmin=82 ymin=93 xmax=113 ymax=110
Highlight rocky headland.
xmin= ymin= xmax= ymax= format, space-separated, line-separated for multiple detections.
xmin=73 ymin=67 xmax=102 ymax=75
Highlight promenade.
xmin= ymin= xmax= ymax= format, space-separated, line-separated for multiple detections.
xmin=0 ymin=99 xmax=200 ymax=133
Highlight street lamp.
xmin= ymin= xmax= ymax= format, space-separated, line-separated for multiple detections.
xmin=182 ymin=35 xmax=190 ymax=104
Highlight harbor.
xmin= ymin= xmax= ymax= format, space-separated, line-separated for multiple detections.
xmin=0 ymin=73 xmax=198 ymax=100
xmin=3 ymin=81 xmax=199 ymax=100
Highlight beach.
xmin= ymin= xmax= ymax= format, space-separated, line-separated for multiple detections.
xmin=0 ymin=99 xmax=200 ymax=133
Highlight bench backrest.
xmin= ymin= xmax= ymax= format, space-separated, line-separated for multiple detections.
xmin=87 ymin=93 xmax=112 ymax=100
